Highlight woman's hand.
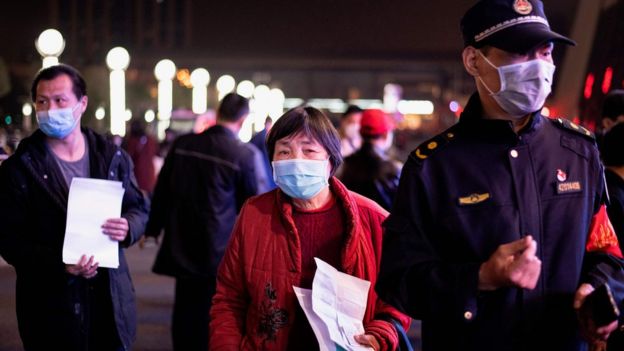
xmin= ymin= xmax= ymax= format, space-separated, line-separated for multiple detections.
xmin=354 ymin=334 xmax=379 ymax=350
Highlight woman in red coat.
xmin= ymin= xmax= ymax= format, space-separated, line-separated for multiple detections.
xmin=210 ymin=106 xmax=410 ymax=350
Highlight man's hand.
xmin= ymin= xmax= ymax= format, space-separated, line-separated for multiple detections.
xmin=66 ymin=254 xmax=99 ymax=279
xmin=102 ymin=217 xmax=129 ymax=242
xmin=574 ymin=283 xmax=619 ymax=345
xmin=479 ymin=235 xmax=542 ymax=291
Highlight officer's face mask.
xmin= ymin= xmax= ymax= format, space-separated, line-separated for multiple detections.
xmin=36 ymin=103 xmax=81 ymax=139
xmin=477 ymin=50 xmax=556 ymax=118
xmin=272 ymin=158 xmax=330 ymax=200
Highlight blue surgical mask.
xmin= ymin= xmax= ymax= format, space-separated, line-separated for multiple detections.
xmin=478 ymin=50 xmax=555 ymax=118
xmin=272 ymin=159 xmax=330 ymax=200
xmin=36 ymin=103 xmax=81 ymax=139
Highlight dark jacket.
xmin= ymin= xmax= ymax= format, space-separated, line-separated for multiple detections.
xmin=376 ymin=93 xmax=624 ymax=351
xmin=338 ymin=142 xmax=402 ymax=211
xmin=145 ymin=125 xmax=262 ymax=278
xmin=0 ymin=128 xmax=149 ymax=350
xmin=606 ymin=169 xmax=624 ymax=247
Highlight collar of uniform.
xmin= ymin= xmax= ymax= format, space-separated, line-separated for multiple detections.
xmin=458 ymin=92 xmax=543 ymax=143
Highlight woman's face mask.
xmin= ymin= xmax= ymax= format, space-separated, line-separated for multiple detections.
xmin=477 ymin=50 xmax=556 ymax=118
xmin=36 ymin=103 xmax=81 ymax=139
xmin=272 ymin=159 xmax=330 ymax=200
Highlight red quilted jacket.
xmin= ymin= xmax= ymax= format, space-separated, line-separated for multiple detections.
xmin=210 ymin=177 xmax=411 ymax=350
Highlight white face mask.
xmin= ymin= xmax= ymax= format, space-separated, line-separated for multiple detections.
xmin=477 ymin=50 xmax=556 ymax=118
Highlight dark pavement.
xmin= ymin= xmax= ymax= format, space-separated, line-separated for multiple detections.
xmin=0 ymin=244 xmax=421 ymax=350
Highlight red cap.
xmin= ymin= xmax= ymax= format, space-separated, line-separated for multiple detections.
xmin=359 ymin=109 xmax=394 ymax=137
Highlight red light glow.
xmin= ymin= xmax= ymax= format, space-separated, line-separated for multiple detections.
xmin=602 ymin=67 xmax=613 ymax=94
xmin=584 ymin=73 xmax=595 ymax=99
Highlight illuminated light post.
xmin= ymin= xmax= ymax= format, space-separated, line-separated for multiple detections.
xmin=95 ymin=107 xmax=106 ymax=120
xmin=154 ymin=59 xmax=176 ymax=139
xmin=106 ymin=47 xmax=131 ymax=137
xmin=236 ymin=80 xmax=255 ymax=98
xmin=35 ymin=29 xmax=65 ymax=68
xmin=216 ymin=75 xmax=235 ymax=100
xmin=22 ymin=103 xmax=33 ymax=131
xmin=144 ymin=109 xmax=155 ymax=123
xmin=268 ymin=88 xmax=285 ymax=126
xmin=190 ymin=68 xmax=210 ymax=114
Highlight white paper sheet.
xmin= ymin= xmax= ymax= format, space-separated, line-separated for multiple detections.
xmin=310 ymin=258 xmax=373 ymax=351
xmin=293 ymin=286 xmax=337 ymax=351
xmin=62 ymin=177 xmax=125 ymax=268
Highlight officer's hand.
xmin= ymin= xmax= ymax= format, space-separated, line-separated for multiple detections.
xmin=574 ymin=283 xmax=618 ymax=344
xmin=478 ymin=236 xmax=541 ymax=290
xmin=102 ymin=217 xmax=129 ymax=242
xmin=66 ymin=254 xmax=99 ymax=279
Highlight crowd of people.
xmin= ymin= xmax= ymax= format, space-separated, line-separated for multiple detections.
xmin=1 ymin=1 xmax=624 ymax=351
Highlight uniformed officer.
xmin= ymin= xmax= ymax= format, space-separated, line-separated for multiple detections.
xmin=375 ymin=1 xmax=624 ymax=350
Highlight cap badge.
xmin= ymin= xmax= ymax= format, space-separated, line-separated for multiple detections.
xmin=513 ymin=0 xmax=533 ymax=15
xmin=556 ymin=169 xmax=567 ymax=182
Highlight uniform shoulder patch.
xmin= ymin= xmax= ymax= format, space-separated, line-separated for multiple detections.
xmin=551 ymin=117 xmax=595 ymax=140
xmin=411 ymin=128 xmax=458 ymax=162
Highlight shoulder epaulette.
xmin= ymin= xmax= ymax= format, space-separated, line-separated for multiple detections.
xmin=411 ymin=128 xmax=458 ymax=162
xmin=551 ymin=117 xmax=595 ymax=140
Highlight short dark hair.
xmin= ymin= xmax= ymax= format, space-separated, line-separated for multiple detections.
xmin=342 ymin=105 xmax=363 ymax=120
xmin=31 ymin=64 xmax=87 ymax=101
xmin=266 ymin=106 xmax=342 ymax=176
xmin=602 ymin=122 xmax=624 ymax=167
xmin=602 ymin=89 xmax=624 ymax=121
xmin=217 ymin=93 xmax=250 ymax=122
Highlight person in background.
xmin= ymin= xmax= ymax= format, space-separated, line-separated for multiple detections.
xmin=601 ymin=123 xmax=624 ymax=246
xmin=145 ymin=92 xmax=267 ymax=351
xmin=338 ymin=109 xmax=402 ymax=211
xmin=375 ymin=1 xmax=624 ymax=350
xmin=601 ymin=122 xmax=624 ymax=350
xmin=249 ymin=115 xmax=277 ymax=189
xmin=601 ymin=90 xmax=624 ymax=134
xmin=0 ymin=64 xmax=148 ymax=351
xmin=339 ymin=104 xmax=363 ymax=157
xmin=0 ymin=128 xmax=8 ymax=163
xmin=124 ymin=118 xmax=158 ymax=195
xmin=210 ymin=106 xmax=410 ymax=350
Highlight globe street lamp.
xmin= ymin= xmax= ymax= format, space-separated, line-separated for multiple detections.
xmin=154 ymin=59 xmax=176 ymax=139
xmin=216 ymin=75 xmax=235 ymax=100
xmin=236 ymin=80 xmax=255 ymax=99
xmin=190 ymin=68 xmax=210 ymax=114
xmin=106 ymin=47 xmax=130 ymax=137
xmin=35 ymin=29 xmax=65 ymax=69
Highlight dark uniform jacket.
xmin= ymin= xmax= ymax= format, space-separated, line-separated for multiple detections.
xmin=338 ymin=142 xmax=402 ymax=211
xmin=376 ymin=93 xmax=624 ymax=351
xmin=0 ymin=128 xmax=149 ymax=350
xmin=145 ymin=125 xmax=261 ymax=278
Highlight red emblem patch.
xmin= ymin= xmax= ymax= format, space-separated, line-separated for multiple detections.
xmin=556 ymin=169 xmax=567 ymax=182
xmin=513 ymin=0 xmax=533 ymax=15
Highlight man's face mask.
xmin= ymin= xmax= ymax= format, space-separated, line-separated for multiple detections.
xmin=272 ymin=159 xmax=330 ymax=200
xmin=477 ymin=50 xmax=556 ymax=118
xmin=36 ymin=103 xmax=81 ymax=139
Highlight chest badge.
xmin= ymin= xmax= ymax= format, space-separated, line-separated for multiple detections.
xmin=556 ymin=169 xmax=567 ymax=182
xmin=458 ymin=192 xmax=490 ymax=206
xmin=557 ymin=181 xmax=582 ymax=194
